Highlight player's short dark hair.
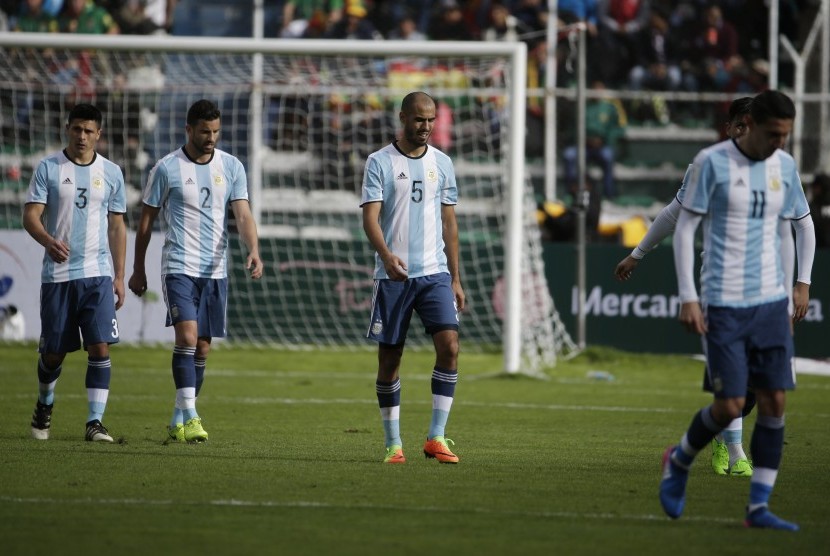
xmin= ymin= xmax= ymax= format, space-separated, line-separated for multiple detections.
xmin=400 ymin=91 xmax=435 ymax=114
xmin=187 ymin=99 xmax=221 ymax=126
xmin=727 ymin=97 xmax=752 ymax=121
xmin=67 ymin=103 xmax=103 ymax=128
xmin=750 ymin=90 xmax=796 ymax=124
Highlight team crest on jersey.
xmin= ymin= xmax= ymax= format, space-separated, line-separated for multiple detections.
xmin=427 ymin=169 xmax=437 ymax=182
xmin=92 ymin=176 xmax=104 ymax=189
xmin=769 ymin=177 xmax=781 ymax=191
xmin=371 ymin=321 xmax=383 ymax=335
xmin=213 ymin=174 xmax=224 ymax=186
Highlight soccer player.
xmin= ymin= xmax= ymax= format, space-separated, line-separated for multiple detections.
xmin=128 ymin=99 xmax=263 ymax=443
xmin=614 ymin=97 xmax=780 ymax=477
xmin=361 ymin=91 xmax=466 ymax=464
xmin=23 ymin=103 xmax=127 ymax=442
xmin=659 ymin=90 xmax=815 ymax=530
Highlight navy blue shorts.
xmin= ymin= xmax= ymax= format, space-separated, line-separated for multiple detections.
xmin=163 ymin=274 xmax=228 ymax=338
xmin=366 ymin=273 xmax=459 ymax=345
xmin=705 ymin=298 xmax=794 ymax=397
xmin=39 ymin=277 xmax=119 ymax=353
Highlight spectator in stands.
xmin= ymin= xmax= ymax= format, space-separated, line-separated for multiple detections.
xmin=428 ymin=0 xmax=474 ymax=41
xmin=144 ymin=0 xmax=175 ymax=33
xmin=114 ymin=0 xmax=162 ymax=34
xmin=59 ymin=0 xmax=119 ymax=34
xmin=688 ymin=4 xmax=740 ymax=90
xmin=280 ymin=0 xmax=342 ymax=39
xmin=596 ymin=0 xmax=651 ymax=85
xmin=626 ymin=6 xmax=697 ymax=123
xmin=13 ymin=0 xmax=59 ymax=31
xmin=511 ymin=0 xmax=549 ymax=37
xmin=562 ymin=80 xmax=627 ymax=199
xmin=482 ymin=2 xmax=519 ymax=42
xmin=557 ymin=0 xmax=599 ymax=34
xmin=628 ymin=8 xmax=695 ymax=93
xmin=324 ymin=1 xmax=381 ymax=40
xmin=809 ymin=173 xmax=830 ymax=248
xmin=387 ymin=13 xmax=425 ymax=41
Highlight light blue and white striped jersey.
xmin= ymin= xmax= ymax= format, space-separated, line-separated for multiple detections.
xmin=360 ymin=142 xmax=458 ymax=279
xmin=143 ymin=147 xmax=248 ymax=279
xmin=26 ymin=150 xmax=126 ymax=283
xmin=675 ymin=164 xmax=692 ymax=205
xmin=683 ymin=139 xmax=810 ymax=307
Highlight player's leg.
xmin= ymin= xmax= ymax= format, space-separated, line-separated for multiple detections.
xmin=366 ymin=279 xmax=413 ymax=463
xmin=744 ymin=299 xmax=798 ymax=531
xmin=702 ymin=363 xmax=728 ymax=475
xmin=31 ymin=282 xmax=78 ymax=439
xmin=661 ymin=305 xmax=747 ymax=518
xmin=377 ymin=342 xmax=405 ymax=463
xmin=163 ymin=274 xmax=204 ymax=442
xmin=722 ymin=417 xmax=752 ymax=476
xmin=417 ymin=274 xmax=460 ymax=464
xmin=195 ymin=337 xmax=211 ymax=397
xmin=78 ymin=277 xmax=119 ymax=442
xmin=660 ymin=397 xmax=739 ymax=518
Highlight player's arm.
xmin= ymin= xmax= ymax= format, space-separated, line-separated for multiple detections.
xmin=442 ymin=203 xmax=465 ymax=311
xmin=791 ymin=215 xmax=816 ymax=322
xmin=615 ymin=197 xmax=682 ymax=280
xmin=673 ymin=208 xmax=706 ymax=334
xmin=362 ymin=201 xmax=407 ymax=281
xmin=231 ymin=199 xmax=263 ymax=280
xmin=128 ymin=203 xmax=160 ymax=296
xmin=108 ymin=212 xmax=127 ymax=309
xmin=22 ymin=202 xmax=69 ymax=264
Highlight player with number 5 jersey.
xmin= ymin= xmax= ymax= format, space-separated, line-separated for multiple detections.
xmin=361 ymin=91 xmax=466 ymax=465
xmin=23 ymin=103 xmax=127 ymax=443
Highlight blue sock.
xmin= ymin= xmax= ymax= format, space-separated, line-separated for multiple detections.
xmin=428 ymin=367 xmax=457 ymax=439
xmin=195 ymin=357 xmax=206 ymax=397
xmin=85 ymin=356 xmax=111 ymax=423
xmin=674 ymin=406 xmax=721 ymax=467
xmin=748 ymin=415 xmax=785 ymax=510
xmin=376 ymin=379 xmax=401 ymax=448
xmin=37 ymin=357 xmax=62 ymax=405
xmin=172 ymin=346 xmax=197 ymax=422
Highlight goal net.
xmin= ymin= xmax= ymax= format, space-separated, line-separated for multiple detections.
xmin=0 ymin=34 xmax=576 ymax=372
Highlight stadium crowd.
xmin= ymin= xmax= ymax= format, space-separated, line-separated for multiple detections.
xmin=2 ymin=0 xmax=828 ymax=244
xmin=0 ymin=0 xmax=813 ymax=94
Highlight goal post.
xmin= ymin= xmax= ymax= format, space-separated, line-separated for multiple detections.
xmin=0 ymin=32 xmax=576 ymax=373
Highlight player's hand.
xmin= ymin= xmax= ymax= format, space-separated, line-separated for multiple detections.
xmin=453 ymin=281 xmax=466 ymax=312
xmin=246 ymin=253 xmax=264 ymax=279
xmin=791 ymin=282 xmax=810 ymax=322
xmin=128 ymin=272 xmax=147 ymax=297
xmin=614 ymin=256 xmax=639 ymax=281
xmin=383 ymin=255 xmax=408 ymax=282
xmin=678 ymin=301 xmax=706 ymax=335
xmin=46 ymin=237 xmax=69 ymax=264
xmin=113 ymin=278 xmax=125 ymax=310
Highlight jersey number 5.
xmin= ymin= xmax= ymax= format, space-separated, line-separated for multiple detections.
xmin=411 ymin=180 xmax=423 ymax=203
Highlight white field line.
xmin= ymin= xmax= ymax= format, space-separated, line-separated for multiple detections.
xmin=0 ymin=494 xmax=736 ymax=525
xmin=5 ymin=392 xmax=830 ymax=418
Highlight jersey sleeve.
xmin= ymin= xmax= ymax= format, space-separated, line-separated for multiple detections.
xmin=107 ymin=163 xmax=127 ymax=213
xmin=229 ymin=156 xmax=249 ymax=202
xmin=780 ymin=164 xmax=810 ymax=220
xmin=25 ymin=160 xmax=50 ymax=204
xmin=440 ymin=156 xmax=458 ymax=205
xmin=682 ymin=155 xmax=715 ymax=215
xmin=360 ymin=154 xmax=384 ymax=206
xmin=143 ymin=159 xmax=168 ymax=208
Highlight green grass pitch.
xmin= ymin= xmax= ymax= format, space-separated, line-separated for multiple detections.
xmin=0 ymin=343 xmax=828 ymax=555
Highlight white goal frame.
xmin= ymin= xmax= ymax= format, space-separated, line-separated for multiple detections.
xmin=1 ymin=33 xmax=533 ymax=373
